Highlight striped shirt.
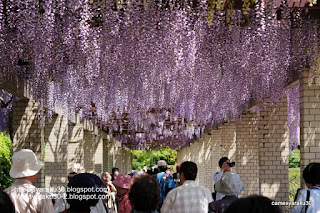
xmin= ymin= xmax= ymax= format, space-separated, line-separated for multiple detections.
xmin=161 ymin=180 xmax=213 ymax=213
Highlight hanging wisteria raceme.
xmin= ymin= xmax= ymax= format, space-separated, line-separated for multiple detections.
xmin=0 ymin=0 xmax=319 ymax=148
xmin=285 ymin=85 xmax=300 ymax=151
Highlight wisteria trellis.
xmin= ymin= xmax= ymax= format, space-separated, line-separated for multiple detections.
xmin=0 ymin=0 xmax=319 ymax=149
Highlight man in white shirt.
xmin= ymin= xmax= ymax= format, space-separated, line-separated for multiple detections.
xmin=4 ymin=149 xmax=55 ymax=213
xmin=161 ymin=161 xmax=213 ymax=213
xmin=213 ymin=157 xmax=232 ymax=201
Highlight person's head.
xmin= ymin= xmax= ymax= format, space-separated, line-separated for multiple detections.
xmin=219 ymin=157 xmax=230 ymax=168
xmin=179 ymin=161 xmax=197 ymax=184
xmin=0 ymin=190 xmax=15 ymax=213
xmin=112 ymin=173 xmax=131 ymax=196
xmin=9 ymin=149 xmax=44 ymax=183
xmin=215 ymin=171 xmax=244 ymax=196
xmin=224 ymin=195 xmax=282 ymax=213
xmin=67 ymin=163 xmax=85 ymax=181
xmin=157 ymin=160 xmax=167 ymax=172
xmin=303 ymin=162 xmax=320 ymax=188
xmin=66 ymin=173 xmax=105 ymax=213
xmin=129 ymin=174 xmax=160 ymax=211
xmin=112 ymin=167 xmax=119 ymax=175
xmin=101 ymin=171 xmax=112 ymax=185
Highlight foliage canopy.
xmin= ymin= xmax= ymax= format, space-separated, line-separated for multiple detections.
xmin=131 ymin=148 xmax=177 ymax=170
xmin=0 ymin=132 xmax=13 ymax=190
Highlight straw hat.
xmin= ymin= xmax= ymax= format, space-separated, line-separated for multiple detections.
xmin=112 ymin=173 xmax=131 ymax=189
xmin=215 ymin=171 xmax=244 ymax=196
xmin=9 ymin=149 xmax=44 ymax=178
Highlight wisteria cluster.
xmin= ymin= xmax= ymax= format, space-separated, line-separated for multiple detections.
xmin=0 ymin=1 xmax=319 ymax=148
xmin=285 ymin=85 xmax=300 ymax=150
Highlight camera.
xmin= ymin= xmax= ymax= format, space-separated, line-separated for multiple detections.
xmin=226 ymin=162 xmax=236 ymax=167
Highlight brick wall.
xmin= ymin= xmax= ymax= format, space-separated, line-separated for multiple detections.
xmin=236 ymin=113 xmax=259 ymax=197
xmin=12 ymin=99 xmax=44 ymax=187
xmin=177 ymin=106 xmax=289 ymax=202
xmin=44 ymin=114 xmax=68 ymax=187
xmin=299 ymin=71 xmax=320 ymax=187
xmin=259 ymin=98 xmax=289 ymax=202
xmin=11 ymin=98 xmax=132 ymax=188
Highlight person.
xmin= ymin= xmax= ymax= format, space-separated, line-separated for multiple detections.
xmin=0 ymin=190 xmax=15 ymax=213
xmin=55 ymin=164 xmax=106 ymax=213
xmin=66 ymin=173 xmax=106 ymax=213
xmin=173 ymin=164 xmax=181 ymax=187
xmin=112 ymin=168 xmax=120 ymax=181
xmin=113 ymin=173 xmax=132 ymax=213
xmin=208 ymin=171 xmax=244 ymax=213
xmin=4 ymin=149 xmax=55 ymax=213
xmin=129 ymin=174 xmax=160 ymax=213
xmin=101 ymin=171 xmax=117 ymax=213
xmin=291 ymin=162 xmax=320 ymax=213
xmin=160 ymin=161 xmax=213 ymax=213
xmin=224 ymin=195 xmax=282 ymax=213
xmin=156 ymin=160 xmax=175 ymax=208
xmin=213 ymin=157 xmax=232 ymax=201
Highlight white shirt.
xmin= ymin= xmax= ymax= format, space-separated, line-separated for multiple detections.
xmin=4 ymin=179 xmax=55 ymax=213
xmin=213 ymin=171 xmax=225 ymax=201
xmin=290 ymin=187 xmax=320 ymax=213
xmin=161 ymin=180 xmax=213 ymax=213
xmin=54 ymin=190 xmax=107 ymax=213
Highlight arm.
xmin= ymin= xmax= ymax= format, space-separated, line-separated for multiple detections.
xmin=213 ymin=171 xmax=223 ymax=182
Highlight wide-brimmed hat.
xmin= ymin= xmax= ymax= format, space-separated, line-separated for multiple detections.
xmin=68 ymin=163 xmax=85 ymax=178
xmin=112 ymin=173 xmax=131 ymax=189
xmin=9 ymin=149 xmax=44 ymax=178
xmin=157 ymin=160 xmax=167 ymax=167
xmin=215 ymin=171 xmax=244 ymax=196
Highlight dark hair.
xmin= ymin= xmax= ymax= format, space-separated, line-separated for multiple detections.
xmin=0 ymin=191 xmax=15 ymax=213
xmin=67 ymin=173 xmax=105 ymax=212
xmin=129 ymin=174 xmax=160 ymax=211
xmin=158 ymin=166 xmax=167 ymax=172
xmin=180 ymin=161 xmax=197 ymax=180
xmin=303 ymin=162 xmax=320 ymax=186
xmin=224 ymin=195 xmax=282 ymax=213
xmin=219 ymin=157 xmax=229 ymax=168
xmin=112 ymin=167 xmax=119 ymax=174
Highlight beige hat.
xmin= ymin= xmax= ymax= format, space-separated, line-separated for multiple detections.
xmin=68 ymin=163 xmax=85 ymax=178
xmin=157 ymin=160 xmax=167 ymax=167
xmin=215 ymin=171 xmax=244 ymax=196
xmin=9 ymin=149 xmax=44 ymax=178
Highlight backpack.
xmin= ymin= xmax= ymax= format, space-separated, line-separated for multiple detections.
xmin=164 ymin=174 xmax=175 ymax=196
xmin=159 ymin=173 xmax=175 ymax=197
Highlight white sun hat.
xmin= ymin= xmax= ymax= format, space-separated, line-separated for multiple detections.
xmin=157 ymin=160 xmax=167 ymax=167
xmin=9 ymin=149 xmax=44 ymax=178
xmin=68 ymin=163 xmax=85 ymax=178
xmin=215 ymin=171 xmax=244 ymax=196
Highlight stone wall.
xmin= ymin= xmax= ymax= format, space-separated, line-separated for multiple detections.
xmin=236 ymin=113 xmax=259 ymax=197
xmin=11 ymin=98 xmax=132 ymax=188
xmin=299 ymin=71 xmax=320 ymax=187
xmin=259 ymin=98 xmax=289 ymax=201
xmin=177 ymin=106 xmax=288 ymax=202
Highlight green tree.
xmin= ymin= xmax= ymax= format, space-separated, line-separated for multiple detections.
xmin=289 ymin=149 xmax=300 ymax=168
xmin=131 ymin=148 xmax=177 ymax=170
xmin=0 ymin=132 xmax=13 ymax=190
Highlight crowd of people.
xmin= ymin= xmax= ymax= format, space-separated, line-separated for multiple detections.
xmin=1 ymin=149 xmax=320 ymax=213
